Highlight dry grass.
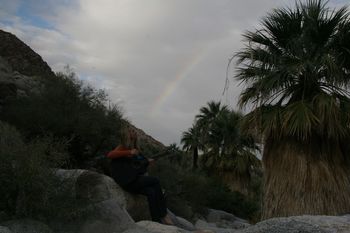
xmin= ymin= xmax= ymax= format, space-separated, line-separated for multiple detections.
xmin=262 ymin=136 xmax=350 ymax=219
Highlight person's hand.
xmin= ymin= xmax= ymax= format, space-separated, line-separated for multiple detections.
xmin=130 ymin=149 xmax=139 ymax=155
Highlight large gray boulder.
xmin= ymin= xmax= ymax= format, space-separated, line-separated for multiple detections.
xmin=136 ymin=221 xmax=192 ymax=233
xmin=238 ymin=215 xmax=350 ymax=233
xmin=167 ymin=210 xmax=196 ymax=231
xmin=0 ymin=226 xmax=11 ymax=233
xmin=195 ymin=220 xmax=237 ymax=233
xmin=121 ymin=226 xmax=155 ymax=233
xmin=55 ymin=169 xmax=151 ymax=221
xmin=74 ymin=199 xmax=135 ymax=233
xmin=205 ymin=209 xmax=250 ymax=229
xmin=48 ymin=198 xmax=135 ymax=233
xmin=1 ymin=219 xmax=53 ymax=233
xmin=52 ymin=169 xmax=148 ymax=233
xmin=56 ymin=169 xmax=151 ymax=217
xmin=193 ymin=215 xmax=350 ymax=233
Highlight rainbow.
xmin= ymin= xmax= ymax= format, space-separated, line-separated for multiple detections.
xmin=149 ymin=49 xmax=208 ymax=116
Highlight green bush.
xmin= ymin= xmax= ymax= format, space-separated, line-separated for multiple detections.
xmin=149 ymin=155 xmax=260 ymax=221
xmin=0 ymin=121 xmax=77 ymax=220
xmin=1 ymin=68 xmax=124 ymax=167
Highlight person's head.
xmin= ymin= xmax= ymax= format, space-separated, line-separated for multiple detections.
xmin=120 ymin=125 xmax=138 ymax=149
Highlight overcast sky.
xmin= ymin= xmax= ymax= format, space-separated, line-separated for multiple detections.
xmin=0 ymin=0 xmax=348 ymax=145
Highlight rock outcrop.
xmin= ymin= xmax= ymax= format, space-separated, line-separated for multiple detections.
xmin=0 ymin=30 xmax=55 ymax=78
xmin=0 ymin=56 xmax=41 ymax=102
xmin=0 ymin=29 xmax=49 ymax=110
xmin=129 ymin=124 xmax=166 ymax=151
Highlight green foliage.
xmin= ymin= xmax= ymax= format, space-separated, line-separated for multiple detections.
xmin=149 ymin=156 xmax=260 ymax=221
xmin=0 ymin=121 xmax=77 ymax=220
xmin=181 ymin=124 xmax=201 ymax=170
xmin=180 ymin=101 xmax=262 ymax=219
xmin=1 ymin=68 xmax=124 ymax=167
xmin=182 ymin=101 xmax=261 ymax=193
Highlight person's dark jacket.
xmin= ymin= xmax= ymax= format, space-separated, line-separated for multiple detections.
xmin=107 ymin=146 xmax=149 ymax=186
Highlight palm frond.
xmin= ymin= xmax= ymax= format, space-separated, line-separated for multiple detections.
xmin=236 ymin=0 xmax=350 ymax=140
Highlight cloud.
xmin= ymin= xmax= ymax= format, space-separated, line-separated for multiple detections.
xmin=1 ymin=0 xmax=346 ymax=145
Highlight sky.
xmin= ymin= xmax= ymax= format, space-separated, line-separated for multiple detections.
xmin=0 ymin=0 xmax=348 ymax=145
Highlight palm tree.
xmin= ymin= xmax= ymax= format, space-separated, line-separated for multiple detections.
xmin=235 ymin=0 xmax=350 ymax=219
xmin=196 ymin=101 xmax=228 ymax=156
xmin=181 ymin=124 xmax=201 ymax=170
xmin=213 ymin=110 xmax=261 ymax=194
xmin=196 ymin=101 xmax=228 ymax=128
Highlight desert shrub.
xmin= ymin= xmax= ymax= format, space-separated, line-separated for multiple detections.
xmin=148 ymin=157 xmax=195 ymax=220
xmin=149 ymin=155 xmax=260 ymax=221
xmin=0 ymin=121 xmax=78 ymax=220
xmin=1 ymin=68 xmax=124 ymax=167
xmin=181 ymin=173 xmax=260 ymax=220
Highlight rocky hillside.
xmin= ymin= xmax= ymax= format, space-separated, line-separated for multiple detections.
xmin=129 ymin=124 xmax=166 ymax=150
xmin=0 ymin=29 xmax=55 ymax=78
xmin=0 ymin=29 xmax=165 ymax=150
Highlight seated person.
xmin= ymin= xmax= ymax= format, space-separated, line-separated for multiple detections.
xmin=107 ymin=126 xmax=174 ymax=225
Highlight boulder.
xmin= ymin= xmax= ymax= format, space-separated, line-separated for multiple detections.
xmin=121 ymin=226 xmax=155 ymax=233
xmin=51 ymin=169 xmax=144 ymax=233
xmin=0 ymin=226 xmax=12 ymax=233
xmin=195 ymin=220 xmax=237 ymax=233
xmin=136 ymin=221 xmax=191 ymax=233
xmin=167 ymin=209 xmax=196 ymax=231
xmin=238 ymin=215 xmax=350 ymax=233
xmin=175 ymin=217 xmax=197 ymax=231
xmin=195 ymin=220 xmax=217 ymax=229
xmin=1 ymin=219 xmax=53 ymax=233
xmin=75 ymin=199 xmax=135 ymax=233
xmin=205 ymin=209 xmax=249 ymax=229
xmin=48 ymin=198 xmax=134 ymax=233
xmin=214 ymin=220 xmax=249 ymax=231
xmin=55 ymin=169 xmax=151 ymax=220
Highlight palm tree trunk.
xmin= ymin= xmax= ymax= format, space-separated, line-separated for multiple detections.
xmin=262 ymin=136 xmax=350 ymax=219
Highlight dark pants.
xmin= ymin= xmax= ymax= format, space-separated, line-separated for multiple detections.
xmin=123 ymin=175 xmax=167 ymax=223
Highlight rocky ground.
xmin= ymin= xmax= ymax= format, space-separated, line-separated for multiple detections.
xmin=1 ymin=169 xmax=349 ymax=233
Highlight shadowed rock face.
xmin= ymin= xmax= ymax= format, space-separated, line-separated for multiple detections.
xmin=0 ymin=29 xmax=51 ymax=108
xmin=0 ymin=30 xmax=55 ymax=78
